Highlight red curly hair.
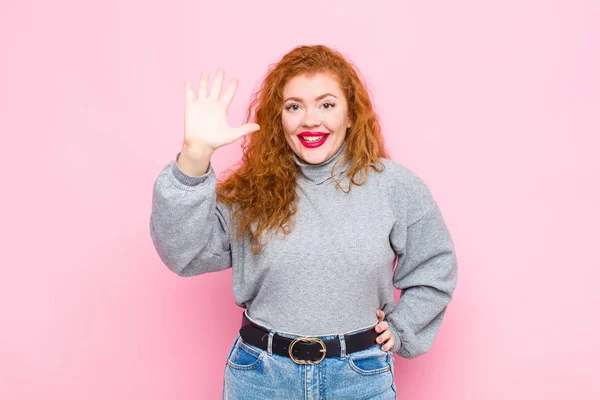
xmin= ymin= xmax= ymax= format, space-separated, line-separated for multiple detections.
xmin=217 ymin=44 xmax=390 ymax=255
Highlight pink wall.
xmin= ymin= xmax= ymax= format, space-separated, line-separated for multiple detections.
xmin=2 ymin=0 xmax=599 ymax=398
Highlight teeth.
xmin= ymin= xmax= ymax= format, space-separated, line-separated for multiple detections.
xmin=302 ymin=135 xmax=325 ymax=142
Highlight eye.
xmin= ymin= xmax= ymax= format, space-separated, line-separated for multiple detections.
xmin=285 ymin=104 xmax=300 ymax=111
xmin=322 ymin=102 xmax=336 ymax=110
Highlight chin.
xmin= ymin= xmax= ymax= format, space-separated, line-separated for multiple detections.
xmin=296 ymin=147 xmax=334 ymax=164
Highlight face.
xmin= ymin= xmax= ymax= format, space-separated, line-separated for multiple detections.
xmin=281 ymin=72 xmax=352 ymax=164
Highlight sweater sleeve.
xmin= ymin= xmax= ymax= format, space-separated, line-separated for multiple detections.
xmin=386 ymin=181 xmax=458 ymax=359
xmin=149 ymin=152 xmax=232 ymax=276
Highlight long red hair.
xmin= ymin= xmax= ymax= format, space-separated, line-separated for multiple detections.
xmin=217 ymin=45 xmax=390 ymax=254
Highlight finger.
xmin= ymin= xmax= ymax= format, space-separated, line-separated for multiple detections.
xmin=221 ymin=77 xmax=238 ymax=110
xmin=375 ymin=321 xmax=388 ymax=333
xmin=382 ymin=337 xmax=395 ymax=352
xmin=209 ymin=68 xmax=225 ymax=100
xmin=236 ymin=123 xmax=260 ymax=138
xmin=198 ymin=72 xmax=209 ymax=99
xmin=376 ymin=330 xmax=392 ymax=344
xmin=376 ymin=309 xmax=385 ymax=321
xmin=185 ymin=79 xmax=194 ymax=103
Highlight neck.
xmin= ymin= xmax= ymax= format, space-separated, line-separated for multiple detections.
xmin=292 ymin=142 xmax=350 ymax=185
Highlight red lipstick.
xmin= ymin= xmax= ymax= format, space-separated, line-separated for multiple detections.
xmin=297 ymin=131 xmax=330 ymax=148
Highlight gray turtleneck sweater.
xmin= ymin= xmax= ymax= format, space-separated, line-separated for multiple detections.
xmin=150 ymin=142 xmax=458 ymax=359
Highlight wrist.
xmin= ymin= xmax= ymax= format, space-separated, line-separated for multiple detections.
xmin=181 ymin=142 xmax=215 ymax=159
xmin=177 ymin=145 xmax=214 ymax=176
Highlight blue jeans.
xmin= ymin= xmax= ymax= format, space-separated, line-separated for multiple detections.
xmin=222 ymin=325 xmax=397 ymax=400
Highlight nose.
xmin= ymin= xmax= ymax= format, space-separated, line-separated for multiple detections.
xmin=301 ymin=106 xmax=320 ymax=128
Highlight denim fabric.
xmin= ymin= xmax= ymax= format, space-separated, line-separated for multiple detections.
xmin=222 ymin=326 xmax=397 ymax=400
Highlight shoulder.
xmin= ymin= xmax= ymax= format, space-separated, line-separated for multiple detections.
xmin=376 ymin=158 xmax=433 ymax=198
xmin=375 ymin=158 xmax=438 ymax=225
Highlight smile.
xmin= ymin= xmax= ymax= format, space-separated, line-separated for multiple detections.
xmin=297 ymin=132 xmax=330 ymax=148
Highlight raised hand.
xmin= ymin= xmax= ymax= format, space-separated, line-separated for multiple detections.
xmin=184 ymin=69 xmax=260 ymax=153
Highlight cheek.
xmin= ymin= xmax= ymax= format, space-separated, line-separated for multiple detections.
xmin=324 ymin=111 xmax=347 ymax=130
xmin=281 ymin=114 xmax=300 ymax=135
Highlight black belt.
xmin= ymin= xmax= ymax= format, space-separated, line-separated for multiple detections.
xmin=239 ymin=312 xmax=379 ymax=364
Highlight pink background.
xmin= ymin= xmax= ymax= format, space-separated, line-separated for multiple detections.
xmin=2 ymin=0 xmax=599 ymax=398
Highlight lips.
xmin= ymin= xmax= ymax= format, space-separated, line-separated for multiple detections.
xmin=297 ymin=131 xmax=330 ymax=148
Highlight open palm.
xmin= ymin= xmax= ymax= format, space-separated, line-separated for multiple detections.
xmin=184 ymin=69 xmax=260 ymax=153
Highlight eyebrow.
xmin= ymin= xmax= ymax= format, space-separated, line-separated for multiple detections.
xmin=283 ymin=93 xmax=338 ymax=103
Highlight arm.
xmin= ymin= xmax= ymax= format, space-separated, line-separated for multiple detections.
xmin=386 ymin=198 xmax=458 ymax=359
xmin=149 ymin=152 xmax=232 ymax=276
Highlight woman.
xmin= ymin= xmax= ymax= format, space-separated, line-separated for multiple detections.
xmin=150 ymin=45 xmax=458 ymax=399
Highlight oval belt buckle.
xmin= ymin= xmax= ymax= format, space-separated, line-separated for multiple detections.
xmin=289 ymin=337 xmax=327 ymax=364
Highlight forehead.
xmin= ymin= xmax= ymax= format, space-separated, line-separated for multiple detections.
xmin=282 ymin=72 xmax=343 ymax=98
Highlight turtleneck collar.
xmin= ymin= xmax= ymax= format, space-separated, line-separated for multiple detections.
xmin=293 ymin=141 xmax=351 ymax=185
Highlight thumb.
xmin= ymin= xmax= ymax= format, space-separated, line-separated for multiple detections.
xmin=237 ymin=123 xmax=260 ymax=137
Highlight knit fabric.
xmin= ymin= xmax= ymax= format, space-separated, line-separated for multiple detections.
xmin=150 ymin=141 xmax=458 ymax=358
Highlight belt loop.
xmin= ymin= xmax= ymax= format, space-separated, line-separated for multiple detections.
xmin=339 ymin=333 xmax=347 ymax=360
xmin=267 ymin=330 xmax=276 ymax=355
